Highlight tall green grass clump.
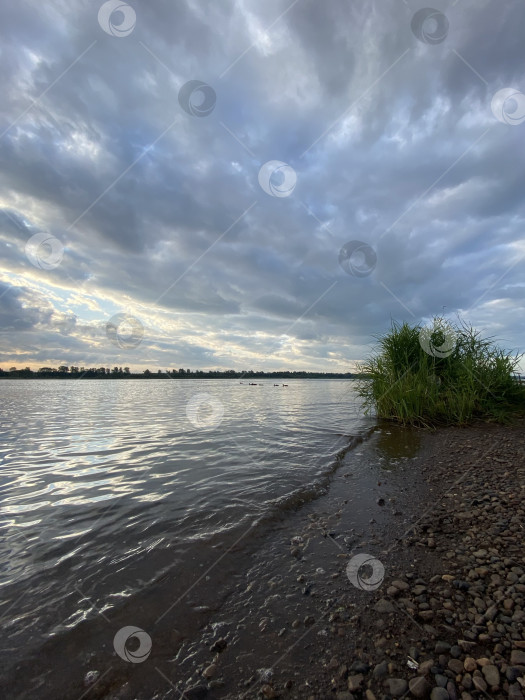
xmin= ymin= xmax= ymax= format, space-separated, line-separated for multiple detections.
xmin=357 ymin=317 xmax=525 ymax=427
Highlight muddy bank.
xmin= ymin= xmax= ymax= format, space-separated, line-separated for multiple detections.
xmin=159 ymin=419 xmax=525 ymax=700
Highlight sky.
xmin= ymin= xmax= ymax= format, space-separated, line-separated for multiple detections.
xmin=0 ymin=0 xmax=524 ymax=372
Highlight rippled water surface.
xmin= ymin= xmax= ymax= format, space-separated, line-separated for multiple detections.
xmin=0 ymin=378 xmax=371 ymax=676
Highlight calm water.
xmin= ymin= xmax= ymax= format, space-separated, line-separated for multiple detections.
xmin=0 ymin=379 xmax=372 ymax=681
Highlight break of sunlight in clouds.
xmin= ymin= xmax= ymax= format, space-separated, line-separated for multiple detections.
xmin=0 ymin=0 xmax=524 ymax=371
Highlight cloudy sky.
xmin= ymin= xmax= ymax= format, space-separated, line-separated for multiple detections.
xmin=1 ymin=0 xmax=524 ymax=372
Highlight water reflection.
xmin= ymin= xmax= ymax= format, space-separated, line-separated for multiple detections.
xmin=0 ymin=378 xmax=370 ymax=677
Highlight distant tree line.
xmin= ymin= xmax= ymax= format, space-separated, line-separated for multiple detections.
xmin=0 ymin=366 xmax=359 ymax=379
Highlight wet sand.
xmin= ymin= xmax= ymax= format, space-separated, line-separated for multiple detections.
xmin=3 ymin=418 xmax=524 ymax=699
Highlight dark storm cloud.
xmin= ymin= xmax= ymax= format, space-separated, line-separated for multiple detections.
xmin=0 ymin=0 xmax=524 ymax=370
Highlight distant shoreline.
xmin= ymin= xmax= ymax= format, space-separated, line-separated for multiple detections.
xmin=0 ymin=371 xmax=363 ymax=380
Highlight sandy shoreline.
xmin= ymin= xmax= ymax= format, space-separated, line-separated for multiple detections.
xmin=3 ymin=418 xmax=524 ymax=699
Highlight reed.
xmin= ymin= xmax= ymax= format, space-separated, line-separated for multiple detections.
xmin=357 ymin=317 xmax=525 ymax=427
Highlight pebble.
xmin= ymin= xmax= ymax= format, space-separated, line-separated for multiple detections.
xmin=430 ymin=688 xmax=449 ymax=700
xmin=374 ymin=599 xmax=395 ymax=614
xmin=384 ymin=678 xmax=408 ymax=697
xmin=481 ymin=664 xmax=500 ymax=687
xmin=463 ymin=657 xmax=477 ymax=672
xmin=418 ymin=660 xmax=434 ymax=675
xmin=472 ymin=673 xmax=487 ymax=692
xmin=448 ymin=659 xmax=464 ymax=674
xmin=373 ymin=661 xmax=388 ymax=679
xmin=508 ymin=685 xmax=525 ymax=700
xmin=408 ymin=676 xmax=431 ymax=698
xmin=202 ymin=663 xmax=216 ymax=679
xmin=510 ymin=649 xmax=525 ymax=665
xmin=347 ymin=674 xmax=363 ymax=691
xmin=392 ymin=579 xmax=410 ymax=591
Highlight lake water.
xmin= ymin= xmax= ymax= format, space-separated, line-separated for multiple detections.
xmin=0 ymin=378 xmax=374 ymax=692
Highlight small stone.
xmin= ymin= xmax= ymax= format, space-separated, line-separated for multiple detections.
xmin=418 ymin=660 xmax=434 ymax=675
xmin=481 ymin=664 xmax=499 ymax=688
xmin=374 ymin=598 xmax=395 ymax=614
xmin=210 ymin=638 xmax=227 ymax=653
xmin=430 ymin=688 xmax=449 ymax=700
xmin=510 ymin=649 xmax=525 ymax=665
xmin=448 ymin=659 xmax=464 ymax=674
xmin=507 ymin=667 xmax=522 ymax=683
xmin=435 ymin=641 xmax=451 ymax=654
xmin=261 ymin=684 xmax=276 ymax=699
xmin=373 ymin=661 xmax=388 ymax=679
xmin=351 ymin=661 xmax=369 ymax=674
xmin=446 ymin=680 xmax=458 ymax=700
xmin=472 ymin=674 xmax=487 ymax=692
xmin=462 ymin=673 xmax=472 ymax=690
xmin=347 ymin=674 xmax=364 ymax=692
xmin=409 ymin=676 xmax=431 ymax=698
xmin=385 ymin=678 xmax=408 ymax=697
xmin=435 ymin=674 xmax=448 ymax=688
xmin=365 ymin=691 xmax=377 ymax=700
xmin=202 ymin=664 xmax=216 ymax=679
xmin=392 ymin=579 xmax=410 ymax=591
xmin=508 ymin=685 xmax=525 ymax=700
xmin=463 ymin=657 xmax=477 ymax=672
